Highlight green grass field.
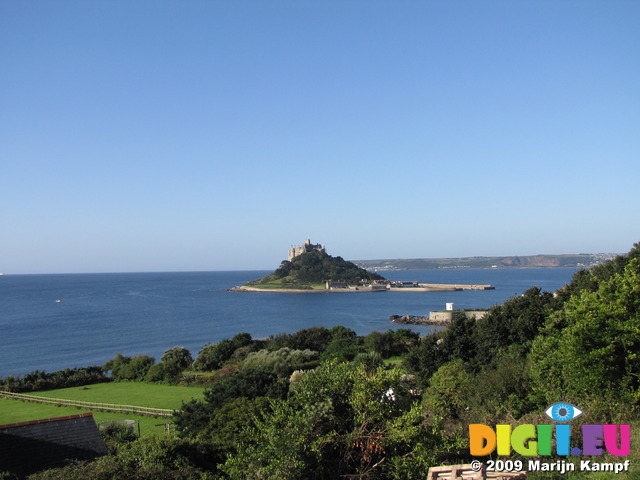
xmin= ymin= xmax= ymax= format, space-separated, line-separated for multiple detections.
xmin=26 ymin=382 xmax=206 ymax=409
xmin=0 ymin=382 xmax=205 ymax=436
xmin=383 ymin=356 xmax=403 ymax=367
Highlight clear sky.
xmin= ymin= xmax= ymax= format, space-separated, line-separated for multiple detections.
xmin=1 ymin=1 xmax=639 ymax=274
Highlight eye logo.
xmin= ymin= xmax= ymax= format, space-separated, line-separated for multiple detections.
xmin=545 ymin=402 xmax=583 ymax=422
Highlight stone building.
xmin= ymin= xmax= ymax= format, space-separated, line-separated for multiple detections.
xmin=288 ymin=239 xmax=325 ymax=261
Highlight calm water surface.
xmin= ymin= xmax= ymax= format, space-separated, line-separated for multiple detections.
xmin=0 ymin=268 xmax=577 ymax=377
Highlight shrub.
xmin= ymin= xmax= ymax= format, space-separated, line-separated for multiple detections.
xmin=1 ymin=366 xmax=109 ymax=393
xmin=103 ymin=354 xmax=155 ymax=382
xmin=364 ymin=329 xmax=420 ymax=358
xmin=242 ymin=348 xmax=319 ymax=377
xmin=100 ymin=421 xmax=138 ymax=454
xmin=422 ymin=359 xmax=471 ymax=419
xmin=174 ymin=366 xmax=289 ymax=438
xmin=192 ymin=333 xmax=253 ymax=371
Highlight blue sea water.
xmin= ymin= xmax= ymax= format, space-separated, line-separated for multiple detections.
xmin=0 ymin=268 xmax=577 ymax=377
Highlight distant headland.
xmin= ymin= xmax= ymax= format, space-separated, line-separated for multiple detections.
xmin=354 ymin=253 xmax=618 ymax=271
xmin=229 ymin=239 xmax=494 ymax=293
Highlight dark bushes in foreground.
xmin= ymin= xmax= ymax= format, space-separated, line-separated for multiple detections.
xmin=0 ymin=366 xmax=109 ymax=393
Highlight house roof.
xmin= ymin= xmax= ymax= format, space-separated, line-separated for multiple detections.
xmin=0 ymin=413 xmax=108 ymax=477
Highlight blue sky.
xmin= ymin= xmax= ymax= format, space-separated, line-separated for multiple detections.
xmin=1 ymin=1 xmax=639 ymax=274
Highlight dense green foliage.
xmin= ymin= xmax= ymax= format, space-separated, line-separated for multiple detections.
xmin=175 ymin=366 xmax=288 ymax=439
xmin=221 ymin=361 xmax=445 ymax=479
xmin=100 ymin=421 xmax=139 ymax=454
xmin=103 ymin=347 xmax=196 ymax=384
xmin=265 ymin=325 xmax=337 ymax=351
xmin=364 ymin=329 xmax=421 ymax=359
xmin=146 ymin=347 xmax=194 ymax=382
xmin=104 ymin=354 xmax=156 ymax=382
xmin=529 ymin=257 xmax=640 ymax=405
xmin=403 ymin=286 xmax=561 ymax=384
xmin=8 ymin=242 xmax=640 ymax=479
xmin=248 ymin=250 xmax=385 ymax=288
xmin=25 ymin=436 xmax=223 ymax=480
xmin=192 ymin=333 xmax=256 ymax=371
xmin=0 ymin=366 xmax=109 ymax=393
xmin=241 ymin=348 xmax=319 ymax=376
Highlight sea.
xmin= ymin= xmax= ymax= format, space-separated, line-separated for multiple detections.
xmin=0 ymin=268 xmax=578 ymax=378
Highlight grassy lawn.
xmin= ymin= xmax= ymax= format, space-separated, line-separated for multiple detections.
xmin=0 ymin=398 xmax=169 ymax=436
xmin=182 ymin=370 xmax=215 ymax=378
xmin=26 ymin=382 xmax=206 ymax=410
xmin=383 ymin=356 xmax=403 ymax=367
xmin=0 ymin=382 xmax=205 ymax=437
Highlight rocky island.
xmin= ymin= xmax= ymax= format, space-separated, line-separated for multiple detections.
xmin=229 ymin=239 xmax=494 ymax=293
xmin=230 ymin=239 xmax=386 ymax=292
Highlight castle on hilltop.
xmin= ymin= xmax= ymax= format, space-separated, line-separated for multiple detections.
xmin=288 ymin=239 xmax=325 ymax=261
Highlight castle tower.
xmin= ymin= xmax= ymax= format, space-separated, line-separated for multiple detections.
xmin=288 ymin=239 xmax=325 ymax=261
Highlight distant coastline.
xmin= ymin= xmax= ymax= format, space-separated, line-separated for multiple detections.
xmin=230 ymin=244 xmax=612 ymax=293
xmin=353 ymin=253 xmax=618 ymax=271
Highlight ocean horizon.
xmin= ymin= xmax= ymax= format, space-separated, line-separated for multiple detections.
xmin=0 ymin=268 xmax=578 ymax=377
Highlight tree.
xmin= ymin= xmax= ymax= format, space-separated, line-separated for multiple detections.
xmin=364 ymin=329 xmax=420 ymax=358
xmin=403 ymin=333 xmax=448 ymax=387
xmin=557 ymin=242 xmax=640 ymax=301
xmin=195 ymin=397 xmax=273 ymax=453
xmin=422 ymin=359 xmax=471 ymax=419
xmin=25 ymin=436 xmax=223 ymax=479
xmin=161 ymin=347 xmax=193 ymax=370
xmin=103 ymin=354 xmax=155 ymax=381
xmin=529 ymin=258 xmax=640 ymax=405
xmin=402 ymin=312 xmax=478 ymax=386
xmin=192 ymin=333 xmax=253 ymax=371
xmin=144 ymin=347 xmax=193 ymax=383
xmin=174 ymin=366 xmax=288 ymax=438
xmin=242 ymin=348 xmax=319 ymax=377
xmin=321 ymin=337 xmax=363 ymax=362
xmin=222 ymin=360 xmax=425 ymax=479
xmin=193 ymin=342 xmax=231 ymax=371
xmin=472 ymin=286 xmax=558 ymax=368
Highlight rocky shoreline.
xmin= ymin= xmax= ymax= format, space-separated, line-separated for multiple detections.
xmin=228 ymin=285 xmax=387 ymax=293
xmin=228 ymin=285 xmax=327 ymax=293
xmin=229 ymin=283 xmax=494 ymax=293
xmin=389 ymin=315 xmax=451 ymax=326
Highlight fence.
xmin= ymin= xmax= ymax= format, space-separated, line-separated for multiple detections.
xmin=0 ymin=391 xmax=174 ymax=417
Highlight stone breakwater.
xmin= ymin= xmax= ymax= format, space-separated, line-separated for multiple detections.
xmin=405 ymin=283 xmax=495 ymax=291
xmin=389 ymin=315 xmax=449 ymax=326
